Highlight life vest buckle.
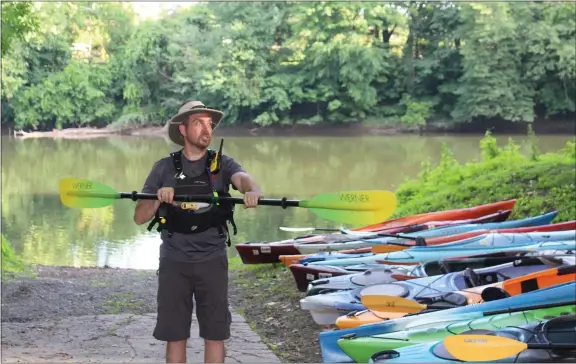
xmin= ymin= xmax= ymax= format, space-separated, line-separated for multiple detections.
xmin=180 ymin=202 xmax=201 ymax=210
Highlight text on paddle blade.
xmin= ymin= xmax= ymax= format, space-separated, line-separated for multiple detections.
xmin=71 ymin=181 xmax=93 ymax=191
xmin=339 ymin=193 xmax=370 ymax=204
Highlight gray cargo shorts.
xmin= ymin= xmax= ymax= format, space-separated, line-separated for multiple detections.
xmin=152 ymin=254 xmax=231 ymax=342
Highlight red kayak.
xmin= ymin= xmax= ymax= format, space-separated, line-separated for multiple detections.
xmin=235 ymin=200 xmax=516 ymax=264
xmin=287 ymin=220 xmax=576 ymax=291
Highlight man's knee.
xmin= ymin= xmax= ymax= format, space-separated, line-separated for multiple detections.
xmin=194 ymin=256 xmax=231 ymax=341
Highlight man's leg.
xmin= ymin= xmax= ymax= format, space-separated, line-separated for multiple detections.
xmin=153 ymin=258 xmax=194 ymax=363
xmin=193 ymin=253 xmax=232 ymax=363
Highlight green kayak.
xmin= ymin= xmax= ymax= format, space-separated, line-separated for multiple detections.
xmin=337 ymin=301 xmax=576 ymax=363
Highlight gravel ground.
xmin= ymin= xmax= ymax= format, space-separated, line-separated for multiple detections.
xmin=1 ymin=266 xmax=158 ymax=323
xmin=1 ymin=263 xmax=323 ymax=363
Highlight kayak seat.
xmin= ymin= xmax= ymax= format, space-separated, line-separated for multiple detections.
xmin=516 ymin=315 xmax=576 ymax=362
xmin=540 ymin=314 xmax=576 ymax=351
xmin=463 ymin=267 xmax=481 ymax=287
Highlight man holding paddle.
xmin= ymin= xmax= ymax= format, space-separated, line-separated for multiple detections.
xmin=133 ymin=100 xmax=263 ymax=363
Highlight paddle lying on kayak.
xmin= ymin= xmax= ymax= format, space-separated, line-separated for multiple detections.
xmin=444 ymin=334 xmax=576 ymax=362
xmin=361 ymin=294 xmax=462 ymax=314
xmin=58 ymin=178 xmax=398 ymax=225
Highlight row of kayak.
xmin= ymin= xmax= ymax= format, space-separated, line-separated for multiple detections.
xmin=240 ymin=199 xmax=576 ymax=363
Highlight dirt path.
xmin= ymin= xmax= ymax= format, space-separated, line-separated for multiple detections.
xmin=1 ymin=266 xmax=280 ymax=363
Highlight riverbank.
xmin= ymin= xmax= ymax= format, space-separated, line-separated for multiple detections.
xmin=1 ymin=264 xmax=281 ymax=363
xmin=4 ymin=122 xmax=423 ymax=140
xmin=4 ymin=117 xmax=575 ymax=140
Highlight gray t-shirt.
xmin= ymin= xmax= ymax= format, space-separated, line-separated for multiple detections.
xmin=141 ymin=150 xmax=245 ymax=263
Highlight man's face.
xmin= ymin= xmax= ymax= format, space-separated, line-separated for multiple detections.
xmin=179 ymin=112 xmax=214 ymax=149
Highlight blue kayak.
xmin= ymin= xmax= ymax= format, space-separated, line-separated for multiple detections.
xmin=318 ymin=281 xmax=576 ymax=363
xmin=307 ymin=232 xmax=576 ymax=267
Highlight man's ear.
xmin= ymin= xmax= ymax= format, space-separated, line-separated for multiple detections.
xmin=178 ymin=123 xmax=186 ymax=136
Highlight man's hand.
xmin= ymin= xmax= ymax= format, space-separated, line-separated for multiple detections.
xmin=243 ymin=191 xmax=262 ymax=209
xmin=157 ymin=187 xmax=176 ymax=205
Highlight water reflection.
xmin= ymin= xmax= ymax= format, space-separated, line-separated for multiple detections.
xmin=1 ymin=133 xmax=571 ymax=269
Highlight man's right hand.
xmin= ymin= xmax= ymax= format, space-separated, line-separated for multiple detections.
xmin=157 ymin=187 xmax=175 ymax=204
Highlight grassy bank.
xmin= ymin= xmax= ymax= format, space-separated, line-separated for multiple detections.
xmin=393 ymin=129 xmax=576 ymax=222
xmin=1 ymin=234 xmax=34 ymax=279
xmin=228 ymin=129 xmax=576 ymax=361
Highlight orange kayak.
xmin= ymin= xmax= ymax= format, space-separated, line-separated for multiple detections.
xmin=335 ymin=264 xmax=575 ymax=329
xmin=359 ymin=199 xmax=516 ymax=232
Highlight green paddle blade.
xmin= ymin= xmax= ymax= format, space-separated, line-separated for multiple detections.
xmin=301 ymin=190 xmax=397 ymax=226
xmin=59 ymin=178 xmax=119 ymax=208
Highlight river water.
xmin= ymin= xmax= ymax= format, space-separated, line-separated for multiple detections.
xmin=1 ymin=133 xmax=572 ymax=269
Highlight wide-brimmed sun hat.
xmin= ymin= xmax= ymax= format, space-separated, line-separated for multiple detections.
xmin=166 ymin=100 xmax=224 ymax=146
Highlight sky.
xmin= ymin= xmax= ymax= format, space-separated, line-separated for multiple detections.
xmin=129 ymin=1 xmax=197 ymax=20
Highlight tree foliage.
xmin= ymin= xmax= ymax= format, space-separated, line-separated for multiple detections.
xmin=2 ymin=1 xmax=575 ymax=131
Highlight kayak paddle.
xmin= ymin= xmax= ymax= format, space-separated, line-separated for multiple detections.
xmin=361 ymin=294 xmax=469 ymax=314
xmin=58 ymin=178 xmax=398 ymax=225
xmin=279 ymin=226 xmax=345 ymax=233
xmin=279 ymin=226 xmax=389 ymax=237
xmin=443 ymin=334 xmax=576 ymax=362
xmin=361 ymin=295 xmax=434 ymax=314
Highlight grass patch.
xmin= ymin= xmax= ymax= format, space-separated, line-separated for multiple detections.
xmin=1 ymin=234 xmax=35 ymax=279
xmin=392 ymin=129 xmax=576 ymax=221
xmin=102 ymin=292 xmax=146 ymax=314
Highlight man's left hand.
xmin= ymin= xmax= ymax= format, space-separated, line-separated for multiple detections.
xmin=243 ymin=191 xmax=262 ymax=208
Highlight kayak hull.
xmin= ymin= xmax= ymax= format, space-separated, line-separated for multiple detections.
xmin=338 ymin=303 xmax=576 ymax=363
xmin=235 ymin=225 xmax=418 ymax=264
xmin=294 ymin=210 xmax=513 ymax=254
xmin=235 ymin=200 xmax=517 ymax=264
xmin=372 ymin=314 xmax=576 ymax=363
xmin=307 ymin=232 xmax=576 ymax=267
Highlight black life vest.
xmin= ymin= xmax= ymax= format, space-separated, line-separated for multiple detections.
xmin=146 ymin=144 xmax=238 ymax=246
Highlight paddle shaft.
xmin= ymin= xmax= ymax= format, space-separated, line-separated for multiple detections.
xmin=118 ymin=191 xmax=300 ymax=208
xmin=521 ymin=343 xmax=575 ymax=350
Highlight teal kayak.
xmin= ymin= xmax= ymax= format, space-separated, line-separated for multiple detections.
xmin=370 ymin=314 xmax=576 ymax=363
xmin=307 ymin=234 xmax=576 ymax=267
xmin=338 ymin=301 xmax=576 ymax=362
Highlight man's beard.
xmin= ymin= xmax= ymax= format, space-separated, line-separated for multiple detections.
xmin=186 ymin=134 xmax=211 ymax=149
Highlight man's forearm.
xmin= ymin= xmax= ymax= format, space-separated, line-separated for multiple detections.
xmin=134 ymin=200 xmax=160 ymax=225
xmin=239 ymin=174 xmax=262 ymax=195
